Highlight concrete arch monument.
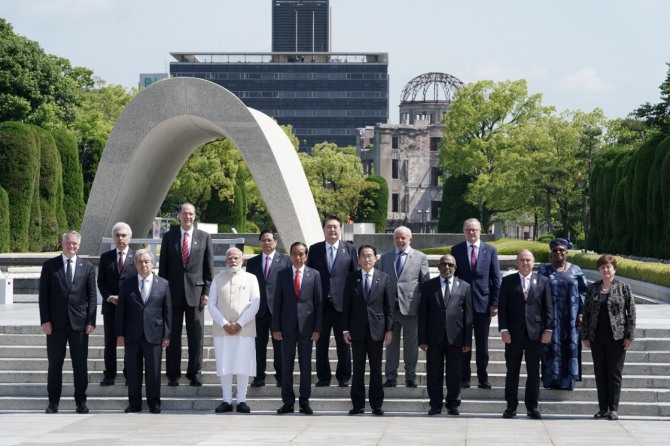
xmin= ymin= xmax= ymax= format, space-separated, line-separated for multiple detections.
xmin=80 ymin=77 xmax=322 ymax=255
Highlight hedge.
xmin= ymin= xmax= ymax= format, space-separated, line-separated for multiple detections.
xmin=32 ymin=126 xmax=64 ymax=251
xmin=0 ymin=187 xmax=9 ymax=252
xmin=52 ymin=129 xmax=85 ymax=229
xmin=570 ymin=253 xmax=670 ymax=288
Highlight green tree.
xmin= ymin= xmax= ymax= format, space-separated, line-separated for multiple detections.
xmin=352 ymin=175 xmax=388 ymax=233
xmin=437 ymin=175 xmax=479 ymax=232
xmin=0 ymin=187 xmax=9 ymax=253
xmin=632 ymin=62 xmax=670 ymax=134
xmin=51 ymin=129 xmax=85 ymax=229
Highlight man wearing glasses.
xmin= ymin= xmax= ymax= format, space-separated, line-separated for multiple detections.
xmin=451 ymin=218 xmax=501 ymax=390
xmin=419 ymin=254 xmax=473 ymax=416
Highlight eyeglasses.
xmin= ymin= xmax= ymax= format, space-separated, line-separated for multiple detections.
xmin=438 ymin=262 xmax=456 ymax=267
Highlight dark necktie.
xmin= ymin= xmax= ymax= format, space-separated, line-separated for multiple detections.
xmin=395 ymin=251 xmax=405 ymax=277
xmin=294 ymin=269 xmax=301 ymax=297
xmin=264 ymin=255 xmax=271 ymax=280
xmin=470 ymin=245 xmax=477 ymax=271
xmin=182 ymin=232 xmax=190 ymax=267
xmin=118 ymin=251 xmax=124 ymax=273
xmin=364 ymin=273 xmax=371 ymax=301
xmin=66 ymin=259 xmax=73 ymax=288
xmin=443 ymin=279 xmax=451 ymax=305
xmin=328 ymin=245 xmax=335 ymax=273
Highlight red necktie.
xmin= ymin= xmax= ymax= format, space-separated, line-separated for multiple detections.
xmin=294 ymin=269 xmax=301 ymax=298
xmin=118 ymin=251 xmax=124 ymax=273
xmin=182 ymin=232 xmax=190 ymax=267
xmin=264 ymin=255 xmax=271 ymax=280
xmin=470 ymin=244 xmax=477 ymax=271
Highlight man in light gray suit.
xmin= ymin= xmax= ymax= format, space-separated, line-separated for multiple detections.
xmin=378 ymin=226 xmax=430 ymax=388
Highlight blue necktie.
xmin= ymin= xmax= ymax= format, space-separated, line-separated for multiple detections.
xmin=66 ymin=259 xmax=73 ymax=288
xmin=364 ymin=273 xmax=371 ymax=301
xmin=395 ymin=252 xmax=405 ymax=277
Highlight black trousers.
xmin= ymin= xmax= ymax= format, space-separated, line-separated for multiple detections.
xmin=590 ymin=337 xmax=626 ymax=411
xmin=315 ymin=301 xmax=351 ymax=383
xmin=255 ymin=311 xmax=282 ymax=382
xmin=426 ymin=340 xmax=463 ymax=410
xmin=102 ymin=310 xmax=126 ymax=381
xmin=281 ymin=334 xmax=313 ymax=406
xmin=125 ymin=336 xmax=163 ymax=410
xmin=46 ymin=326 xmax=88 ymax=405
xmin=350 ymin=326 xmax=384 ymax=411
xmin=504 ymin=335 xmax=542 ymax=411
xmin=461 ymin=311 xmax=490 ymax=383
xmin=166 ymin=303 xmax=204 ymax=381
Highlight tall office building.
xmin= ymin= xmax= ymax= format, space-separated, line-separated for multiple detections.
xmin=272 ymin=0 xmax=330 ymax=52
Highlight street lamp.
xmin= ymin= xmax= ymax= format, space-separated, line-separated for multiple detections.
xmin=417 ymin=209 xmax=430 ymax=233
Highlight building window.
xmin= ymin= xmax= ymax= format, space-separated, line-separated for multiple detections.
xmin=430 ymin=137 xmax=440 ymax=151
xmin=431 ymin=201 xmax=441 ymax=220
xmin=392 ymin=159 xmax=399 ymax=179
xmin=430 ymin=167 xmax=440 ymax=187
xmin=392 ymin=193 xmax=399 ymax=212
xmin=392 ymin=136 xmax=399 ymax=149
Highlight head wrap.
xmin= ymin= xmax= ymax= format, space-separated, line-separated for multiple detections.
xmin=549 ymin=238 xmax=573 ymax=250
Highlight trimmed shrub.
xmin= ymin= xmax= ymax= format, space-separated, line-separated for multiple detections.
xmin=570 ymin=254 xmax=670 ymax=288
xmin=31 ymin=126 xmax=63 ymax=251
xmin=438 ymin=175 xmax=479 ymax=233
xmin=0 ymin=187 xmax=9 ymax=252
xmin=356 ymin=175 xmax=388 ymax=233
xmin=52 ymin=129 xmax=85 ymax=229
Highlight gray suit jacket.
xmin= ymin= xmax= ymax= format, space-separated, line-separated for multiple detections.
xmin=342 ymin=269 xmax=394 ymax=342
xmin=116 ymin=274 xmax=172 ymax=344
xmin=378 ymin=247 xmax=430 ymax=316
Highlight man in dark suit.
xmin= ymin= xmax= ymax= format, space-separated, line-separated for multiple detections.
xmin=342 ymin=245 xmax=393 ymax=416
xmin=307 ymin=214 xmax=358 ymax=387
xmin=419 ymin=254 xmax=473 ymax=416
xmin=378 ymin=226 xmax=430 ymax=388
xmin=451 ymin=218 xmax=501 ymax=389
xmin=272 ymin=242 xmax=322 ymax=415
xmin=39 ymin=230 xmax=97 ymax=414
xmin=246 ymin=230 xmax=292 ymax=388
xmin=116 ymin=249 xmax=171 ymax=414
xmin=97 ymin=222 xmax=137 ymax=386
xmin=498 ymin=249 xmax=553 ymax=420
xmin=159 ymin=203 xmax=213 ymax=387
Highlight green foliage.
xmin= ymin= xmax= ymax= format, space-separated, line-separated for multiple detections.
xmin=0 ymin=187 xmax=9 ymax=253
xmin=437 ymin=175 xmax=479 ymax=232
xmin=31 ymin=126 xmax=64 ymax=251
xmin=570 ymin=254 xmax=670 ymax=288
xmin=51 ymin=129 xmax=85 ymax=229
xmin=352 ymin=175 xmax=388 ymax=233
xmin=0 ymin=122 xmax=40 ymax=251
xmin=489 ymin=239 xmax=550 ymax=263
xmin=632 ymin=62 xmax=670 ymax=134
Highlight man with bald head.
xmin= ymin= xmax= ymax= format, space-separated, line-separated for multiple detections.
xmin=419 ymin=254 xmax=473 ymax=415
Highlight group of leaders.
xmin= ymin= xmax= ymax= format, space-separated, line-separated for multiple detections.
xmin=38 ymin=206 xmax=635 ymax=420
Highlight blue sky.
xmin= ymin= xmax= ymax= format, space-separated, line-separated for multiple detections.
xmin=2 ymin=0 xmax=669 ymax=123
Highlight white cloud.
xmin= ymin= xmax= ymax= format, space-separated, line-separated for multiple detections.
xmin=559 ymin=68 xmax=610 ymax=93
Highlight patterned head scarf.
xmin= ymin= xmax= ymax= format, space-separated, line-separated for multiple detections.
xmin=549 ymin=238 xmax=573 ymax=250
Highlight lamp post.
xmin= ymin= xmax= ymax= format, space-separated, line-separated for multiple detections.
xmin=417 ymin=209 xmax=430 ymax=233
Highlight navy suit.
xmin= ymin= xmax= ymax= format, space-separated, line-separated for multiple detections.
xmin=419 ymin=276 xmax=472 ymax=410
xmin=116 ymin=274 xmax=172 ymax=411
xmin=342 ymin=269 xmax=394 ymax=411
xmin=451 ymin=240 xmax=501 ymax=384
xmin=246 ymin=252 xmax=292 ymax=383
xmin=307 ymin=240 xmax=358 ymax=384
xmin=272 ymin=266 xmax=322 ymax=406
xmin=39 ymin=255 xmax=97 ymax=406
xmin=97 ymin=248 xmax=137 ymax=381
xmin=498 ymin=273 xmax=553 ymax=411
xmin=158 ymin=227 xmax=213 ymax=382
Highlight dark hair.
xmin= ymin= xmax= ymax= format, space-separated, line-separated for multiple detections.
xmin=596 ymin=254 xmax=617 ymax=270
xmin=358 ymin=244 xmax=377 ymax=256
xmin=258 ymin=229 xmax=276 ymax=240
xmin=322 ymin=214 xmax=342 ymax=228
xmin=290 ymin=241 xmax=308 ymax=255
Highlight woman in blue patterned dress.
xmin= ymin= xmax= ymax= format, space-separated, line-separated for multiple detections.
xmin=538 ymin=238 xmax=588 ymax=390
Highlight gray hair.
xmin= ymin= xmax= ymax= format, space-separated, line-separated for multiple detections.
xmin=463 ymin=218 xmax=482 ymax=229
xmin=226 ymin=247 xmax=243 ymax=258
xmin=393 ymin=226 xmax=412 ymax=238
xmin=61 ymin=230 xmax=81 ymax=242
xmin=111 ymin=222 xmax=132 ymax=238
xmin=134 ymin=249 xmax=154 ymax=263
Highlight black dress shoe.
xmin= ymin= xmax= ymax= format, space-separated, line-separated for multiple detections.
xmin=502 ymin=408 xmax=517 ymax=418
xmin=45 ymin=403 xmax=58 ymax=414
xmin=189 ymin=378 xmax=202 ymax=387
xmin=527 ymin=409 xmax=542 ymax=419
xmin=149 ymin=405 xmax=161 ymax=414
xmin=594 ymin=409 xmax=609 ymax=419
xmin=405 ymin=380 xmax=417 ymax=388
xmin=315 ymin=379 xmax=331 ymax=387
xmin=608 ymin=410 xmax=618 ymax=420
xmin=236 ymin=402 xmax=251 ymax=413
xmin=372 ymin=408 xmax=384 ymax=416
xmin=167 ymin=379 xmax=179 ymax=387
xmin=428 ymin=408 xmax=441 ymax=416
xmin=349 ymin=408 xmax=364 ymax=415
xmin=447 ymin=407 xmax=460 ymax=416
xmin=299 ymin=404 xmax=313 ymax=415
xmin=277 ymin=404 xmax=294 ymax=414
xmin=76 ymin=403 xmax=89 ymax=414
xmin=124 ymin=406 xmax=141 ymax=413
xmin=383 ymin=379 xmax=396 ymax=387
xmin=460 ymin=382 xmax=471 ymax=388
xmin=215 ymin=402 xmax=233 ymax=413
xmin=478 ymin=380 xmax=492 ymax=389
xmin=250 ymin=379 xmax=265 ymax=388
xmin=100 ymin=378 xmax=115 ymax=386
xmin=338 ymin=380 xmax=350 ymax=387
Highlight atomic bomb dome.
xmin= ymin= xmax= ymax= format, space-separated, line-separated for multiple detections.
xmin=399 ymin=72 xmax=465 ymax=125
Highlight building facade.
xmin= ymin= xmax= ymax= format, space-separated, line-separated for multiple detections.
xmin=272 ymin=0 xmax=330 ymax=53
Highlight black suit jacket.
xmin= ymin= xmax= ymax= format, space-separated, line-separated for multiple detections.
xmin=158 ymin=227 xmax=213 ymax=307
xmin=39 ymin=255 xmax=97 ymax=331
xmin=451 ymin=240 xmax=501 ymax=314
xmin=306 ymin=240 xmax=359 ymax=312
xmin=97 ymin=248 xmax=137 ymax=316
xmin=272 ymin=266 xmax=322 ymax=337
xmin=246 ymin=252 xmax=292 ymax=318
xmin=418 ymin=276 xmax=473 ymax=347
xmin=342 ymin=269 xmax=394 ymax=342
xmin=116 ymin=274 xmax=172 ymax=344
xmin=498 ymin=273 xmax=554 ymax=341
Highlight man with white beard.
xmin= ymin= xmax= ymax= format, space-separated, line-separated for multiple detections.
xmin=208 ymin=248 xmax=260 ymax=413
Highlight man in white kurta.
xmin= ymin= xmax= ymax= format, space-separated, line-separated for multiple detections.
xmin=208 ymin=248 xmax=260 ymax=413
